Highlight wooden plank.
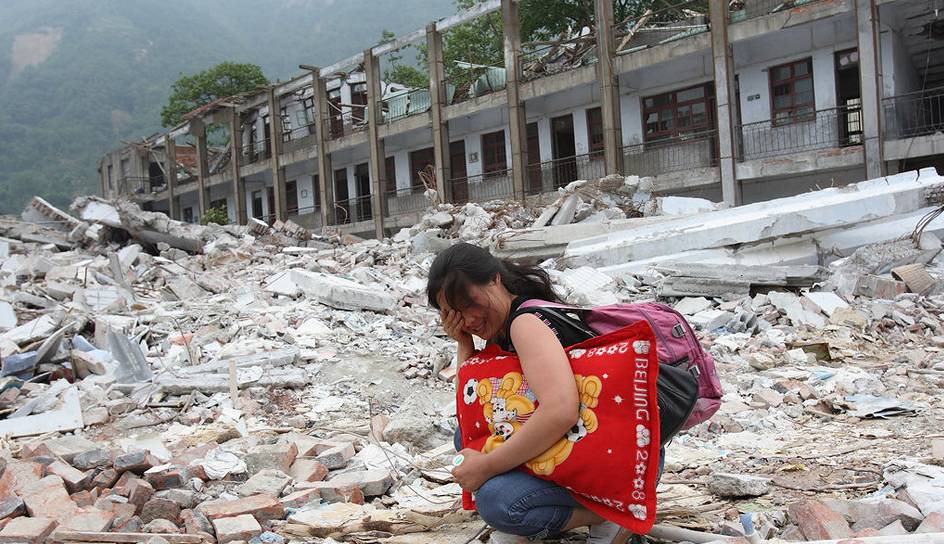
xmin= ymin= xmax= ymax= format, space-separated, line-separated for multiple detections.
xmin=54 ymin=531 xmax=203 ymax=543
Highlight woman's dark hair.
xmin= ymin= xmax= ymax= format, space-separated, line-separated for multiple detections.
xmin=427 ymin=243 xmax=560 ymax=310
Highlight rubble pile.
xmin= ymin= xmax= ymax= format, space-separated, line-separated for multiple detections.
xmin=0 ymin=170 xmax=942 ymax=543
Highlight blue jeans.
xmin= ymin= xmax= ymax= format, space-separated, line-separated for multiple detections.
xmin=454 ymin=431 xmax=666 ymax=539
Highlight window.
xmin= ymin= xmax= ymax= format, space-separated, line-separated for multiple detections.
xmin=313 ymin=175 xmax=321 ymax=209
xmin=286 ymin=180 xmax=298 ymax=215
xmin=385 ymin=156 xmax=397 ymax=195
xmin=587 ymin=107 xmax=604 ymax=157
xmin=120 ymin=158 xmax=131 ymax=179
xmin=642 ymin=83 xmax=714 ymax=143
xmin=409 ymin=147 xmax=435 ymax=193
xmin=281 ymin=107 xmax=292 ymax=141
xmin=107 ymin=165 xmax=113 ymax=190
xmin=182 ymin=207 xmax=194 ymax=223
xmin=769 ymin=57 xmax=814 ymax=125
xmin=351 ymin=83 xmax=368 ymax=124
xmin=481 ymin=130 xmax=507 ymax=177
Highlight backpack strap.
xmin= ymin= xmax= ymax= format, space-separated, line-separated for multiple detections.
xmin=508 ymin=305 xmax=597 ymax=349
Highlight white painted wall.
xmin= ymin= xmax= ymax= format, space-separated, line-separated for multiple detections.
xmin=881 ymin=27 xmax=920 ymax=98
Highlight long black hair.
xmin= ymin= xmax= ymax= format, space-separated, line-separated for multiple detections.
xmin=426 ymin=243 xmax=560 ymax=311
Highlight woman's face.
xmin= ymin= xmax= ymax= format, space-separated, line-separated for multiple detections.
xmin=437 ymin=275 xmax=512 ymax=341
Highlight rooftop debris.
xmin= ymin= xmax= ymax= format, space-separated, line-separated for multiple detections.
xmin=0 ymin=169 xmax=942 ymax=543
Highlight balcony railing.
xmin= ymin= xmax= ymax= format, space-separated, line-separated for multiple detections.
xmin=283 ymin=123 xmax=315 ymax=143
xmin=736 ymin=106 xmax=862 ymax=162
xmin=622 ymin=130 xmax=719 ymax=177
xmin=383 ymin=88 xmax=431 ymax=123
xmin=240 ymin=139 xmax=272 ymax=165
xmin=445 ymin=65 xmax=506 ymax=106
xmin=526 ymin=151 xmax=606 ymax=194
xmin=332 ymin=194 xmax=373 ymax=225
xmin=883 ymin=87 xmax=944 ymax=140
xmin=729 ymin=0 xmax=825 ymax=24
xmin=385 ymin=188 xmax=429 ymax=216
xmin=116 ymin=176 xmax=152 ymax=196
xmin=449 ymin=168 xmax=514 ymax=205
xmin=325 ymin=108 xmax=368 ymax=141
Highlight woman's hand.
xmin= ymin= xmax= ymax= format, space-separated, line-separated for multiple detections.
xmin=441 ymin=309 xmax=474 ymax=349
xmin=452 ymin=448 xmax=494 ymax=492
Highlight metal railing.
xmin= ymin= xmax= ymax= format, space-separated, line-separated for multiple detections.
xmin=117 ymin=176 xmax=152 ymax=196
xmin=332 ymin=194 xmax=373 ymax=225
xmin=385 ymin=188 xmax=429 ymax=215
xmin=520 ymin=34 xmax=596 ymax=83
xmin=728 ymin=0 xmax=825 ymax=24
xmin=526 ymin=151 xmax=606 ymax=194
xmin=383 ymin=88 xmax=431 ymax=123
xmin=240 ymin=139 xmax=271 ymax=165
xmin=622 ymin=130 xmax=719 ymax=176
xmin=283 ymin=123 xmax=316 ymax=142
xmin=736 ymin=106 xmax=862 ymax=161
xmin=883 ymin=86 xmax=944 ymax=140
xmin=449 ymin=168 xmax=514 ymax=204
xmin=325 ymin=109 xmax=368 ymax=140
xmin=444 ymin=66 xmax=506 ymax=106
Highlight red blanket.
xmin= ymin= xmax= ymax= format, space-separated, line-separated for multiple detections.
xmin=455 ymin=322 xmax=661 ymax=533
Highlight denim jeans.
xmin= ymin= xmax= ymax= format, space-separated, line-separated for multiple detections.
xmin=454 ymin=430 xmax=666 ymax=540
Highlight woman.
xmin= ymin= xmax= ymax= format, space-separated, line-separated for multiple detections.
xmin=426 ymin=243 xmax=666 ymax=544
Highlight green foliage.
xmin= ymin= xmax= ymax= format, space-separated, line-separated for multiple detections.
xmin=160 ymin=62 xmax=268 ymax=127
xmin=200 ymin=205 xmax=229 ymax=225
xmin=378 ymin=30 xmax=429 ymax=89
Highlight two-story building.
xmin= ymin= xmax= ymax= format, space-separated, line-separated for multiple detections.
xmin=100 ymin=0 xmax=944 ymax=239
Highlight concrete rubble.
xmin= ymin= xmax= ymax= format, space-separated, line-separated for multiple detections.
xmin=0 ymin=169 xmax=941 ymax=543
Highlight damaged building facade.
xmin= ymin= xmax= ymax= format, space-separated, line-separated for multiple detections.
xmin=100 ymin=0 xmax=944 ymax=237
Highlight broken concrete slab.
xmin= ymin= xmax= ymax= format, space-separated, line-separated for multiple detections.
xmin=1 ymin=314 xmax=60 ymax=346
xmin=801 ymin=292 xmax=849 ymax=317
xmin=0 ymin=386 xmax=84 ymax=437
xmin=290 ymin=270 xmax=396 ymax=312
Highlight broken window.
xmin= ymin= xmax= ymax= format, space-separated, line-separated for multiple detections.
xmin=769 ymin=57 xmax=815 ymax=126
xmin=281 ymin=107 xmax=292 ymax=141
xmin=643 ymin=83 xmax=714 ymax=143
xmin=587 ymin=107 xmax=604 ymax=157
xmin=351 ymin=83 xmax=368 ymax=124
xmin=120 ymin=158 xmax=131 ymax=179
xmin=481 ymin=130 xmax=507 ymax=177
xmin=182 ymin=207 xmax=194 ymax=223
xmin=409 ymin=147 xmax=435 ymax=194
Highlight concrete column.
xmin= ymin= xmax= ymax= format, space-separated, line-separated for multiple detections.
xmin=427 ymin=23 xmax=453 ymax=203
xmin=709 ymin=0 xmax=741 ymax=206
xmin=193 ymin=119 xmax=210 ymax=218
xmin=311 ymin=70 xmax=335 ymax=227
xmin=267 ymin=87 xmax=288 ymax=222
xmin=164 ymin=136 xmax=178 ymax=220
xmin=502 ymin=0 xmax=528 ymax=202
xmin=855 ymin=0 xmax=885 ymax=179
xmin=229 ymin=107 xmax=247 ymax=225
xmin=364 ymin=49 xmax=386 ymax=239
xmin=594 ymin=0 xmax=623 ymax=175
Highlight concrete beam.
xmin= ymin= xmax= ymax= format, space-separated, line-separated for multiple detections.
xmin=728 ymin=0 xmax=850 ymax=42
xmin=564 ymin=169 xmax=943 ymax=268
xmin=885 ymin=134 xmax=944 ymax=161
xmin=594 ymin=0 xmax=623 ymax=175
xmin=427 ymin=23 xmax=452 ymax=202
xmin=267 ymin=88 xmax=288 ymax=222
xmin=322 ymin=52 xmax=365 ymax=79
xmin=193 ymin=118 xmax=209 ymax=218
xmin=311 ymin=70 xmax=335 ymax=227
xmin=364 ymin=49 xmax=386 ymax=239
xmin=502 ymin=0 xmax=527 ymax=202
xmin=709 ymin=0 xmax=741 ymax=206
xmin=614 ymin=33 xmax=711 ymax=74
xmin=372 ymin=27 xmax=427 ymax=58
xmin=735 ymin=146 xmax=863 ymax=180
xmin=164 ymin=136 xmax=178 ymax=220
xmin=855 ymin=0 xmax=886 ymax=179
xmin=436 ymin=0 xmax=501 ymax=32
xmin=229 ymin=107 xmax=247 ymax=225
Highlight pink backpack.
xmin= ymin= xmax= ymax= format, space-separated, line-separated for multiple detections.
xmin=520 ymin=300 xmax=722 ymax=429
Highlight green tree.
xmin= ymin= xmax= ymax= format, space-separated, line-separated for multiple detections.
xmin=377 ymin=30 xmax=429 ymax=88
xmin=160 ymin=62 xmax=269 ymax=127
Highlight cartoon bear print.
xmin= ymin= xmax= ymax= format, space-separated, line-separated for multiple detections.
xmin=526 ymin=374 xmax=602 ymax=476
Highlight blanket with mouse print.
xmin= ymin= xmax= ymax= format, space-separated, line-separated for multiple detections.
xmin=455 ymin=321 xmax=661 ymax=534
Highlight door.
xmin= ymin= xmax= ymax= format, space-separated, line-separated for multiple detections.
xmin=262 ymin=115 xmax=272 ymax=159
xmin=354 ymin=162 xmax=372 ymax=221
xmin=251 ymin=191 xmax=263 ymax=219
xmin=450 ymin=140 xmax=468 ymax=204
xmin=328 ymin=92 xmax=343 ymax=138
xmin=526 ymin=122 xmax=542 ymax=194
xmin=334 ymin=168 xmax=350 ymax=223
xmin=835 ymin=49 xmax=863 ymax=146
xmin=551 ymin=114 xmax=577 ymax=188
xmin=266 ymin=187 xmax=275 ymax=224
xmin=148 ymin=161 xmax=164 ymax=192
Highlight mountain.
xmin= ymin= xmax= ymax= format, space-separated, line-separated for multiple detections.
xmin=0 ymin=0 xmax=454 ymax=214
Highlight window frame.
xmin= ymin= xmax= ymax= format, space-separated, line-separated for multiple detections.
xmin=481 ymin=129 xmax=507 ymax=178
xmin=641 ymin=83 xmax=714 ymax=144
xmin=768 ymin=57 xmax=815 ymax=127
